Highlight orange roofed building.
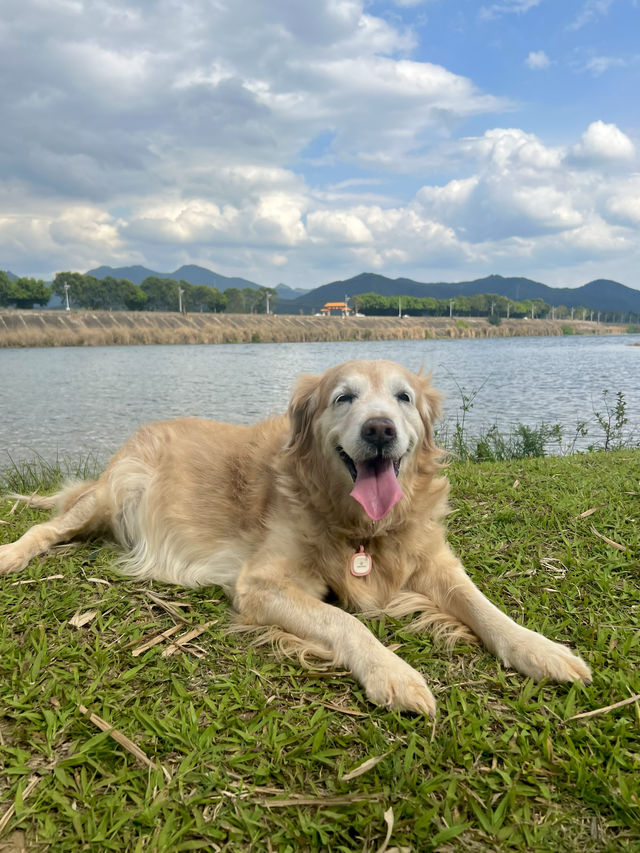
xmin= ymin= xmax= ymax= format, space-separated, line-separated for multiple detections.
xmin=321 ymin=301 xmax=352 ymax=316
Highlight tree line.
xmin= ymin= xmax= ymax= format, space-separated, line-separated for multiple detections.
xmin=1 ymin=270 xmax=636 ymax=322
xmin=0 ymin=271 xmax=50 ymax=308
xmin=353 ymin=291 xmax=598 ymax=321
xmin=0 ymin=270 xmax=278 ymax=314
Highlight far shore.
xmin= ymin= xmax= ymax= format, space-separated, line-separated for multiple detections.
xmin=0 ymin=308 xmax=633 ymax=348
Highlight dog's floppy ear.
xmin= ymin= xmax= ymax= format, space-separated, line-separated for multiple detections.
xmin=287 ymin=372 xmax=322 ymax=453
xmin=416 ymin=371 xmax=442 ymax=452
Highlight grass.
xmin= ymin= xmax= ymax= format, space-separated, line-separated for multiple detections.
xmin=1 ymin=451 xmax=639 ymax=851
xmin=436 ymin=385 xmax=637 ymax=461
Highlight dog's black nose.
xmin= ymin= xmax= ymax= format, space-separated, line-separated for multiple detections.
xmin=361 ymin=417 xmax=397 ymax=448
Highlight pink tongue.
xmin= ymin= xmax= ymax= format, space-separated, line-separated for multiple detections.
xmin=350 ymin=459 xmax=403 ymax=521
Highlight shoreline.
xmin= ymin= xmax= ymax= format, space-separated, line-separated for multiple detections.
xmin=0 ymin=308 xmax=631 ymax=347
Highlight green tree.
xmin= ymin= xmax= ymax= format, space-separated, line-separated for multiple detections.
xmin=0 ymin=270 xmax=18 ymax=306
xmin=188 ymin=285 xmax=226 ymax=312
xmin=224 ymin=287 xmax=245 ymax=313
xmin=242 ymin=287 xmax=259 ymax=313
xmin=11 ymin=277 xmax=50 ymax=308
xmin=492 ymin=295 xmax=510 ymax=317
xmin=452 ymin=295 xmax=471 ymax=315
xmin=531 ymin=298 xmax=551 ymax=318
xmin=96 ymin=277 xmax=147 ymax=310
xmin=140 ymin=276 xmax=180 ymax=311
xmin=52 ymin=271 xmax=91 ymax=308
xmin=254 ymin=287 xmax=278 ymax=314
xmin=417 ymin=296 xmax=437 ymax=315
xmin=116 ymin=278 xmax=147 ymax=311
xmin=356 ymin=292 xmax=394 ymax=315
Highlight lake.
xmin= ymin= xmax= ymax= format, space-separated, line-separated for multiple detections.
xmin=1 ymin=334 xmax=639 ymax=465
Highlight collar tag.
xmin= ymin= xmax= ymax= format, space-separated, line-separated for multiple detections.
xmin=350 ymin=545 xmax=372 ymax=577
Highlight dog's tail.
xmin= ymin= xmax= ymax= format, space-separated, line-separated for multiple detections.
xmin=6 ymin=480 xmax=99 ymax=514
xmin=7 ymin=492 xmax=59 ymax=510
xmin=229 ymin=620 xmax=338 ymax=670
xmin=372 ymin=591 xmax=478 ymax=649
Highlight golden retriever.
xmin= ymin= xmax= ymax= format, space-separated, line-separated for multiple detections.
xmin=0 ymin=359 xmax=591 ymax=714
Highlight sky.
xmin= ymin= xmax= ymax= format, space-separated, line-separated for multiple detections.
xmin=1 ymin=0 xmax=639 ymax=290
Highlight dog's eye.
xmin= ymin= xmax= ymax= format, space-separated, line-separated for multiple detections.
xmin=396 ymin=391 xmax=412 ymax=403
xmin=335 ymin=393 xmax=356 ymax=404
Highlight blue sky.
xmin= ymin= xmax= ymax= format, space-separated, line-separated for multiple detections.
xmin=1 ymin=0 xmax=638 ymax=289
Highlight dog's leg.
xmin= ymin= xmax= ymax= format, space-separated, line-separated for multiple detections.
xmin=0 ymin=483 xmax=103 ymax=574
xmin=410 ymin=543 xmax=592 ymax=683
xmin=235 ymin=559 xmax=437 ymax=714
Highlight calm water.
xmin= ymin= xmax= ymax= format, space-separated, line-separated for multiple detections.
xmin=1 ymin=335 xmax=639 ymax=465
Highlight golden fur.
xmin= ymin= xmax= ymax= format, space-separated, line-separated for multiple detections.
xmin=0 ymin=359 xmax=591 ymax=714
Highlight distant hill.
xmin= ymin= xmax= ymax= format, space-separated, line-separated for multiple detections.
xmin=71 ymin=264 xmax=640 ymax=313
xmin=281 ymin=273 xmax=640 ymax=314
xmin=5 ymin=270 xmax=18 ymax=281
xmin=275 ymin=283 xmax=310 ymax=300
xmin=86 ymin=264 xmax=159 ymax=285
xmin=86 ymin=264 xmax=262 ymax=291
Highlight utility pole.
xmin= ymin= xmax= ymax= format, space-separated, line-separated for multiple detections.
xmin=398 ymin=296 xmax=401 ymax=318
xmin=178 ymin=286 xmax=184 ymax=314
xmin=449 ymin=298 xmax=454 ymax=318
xmin=266 ymin=290 xmax=270 ymax=315
xmin=63 ymin=282 xmax=70 ymax=311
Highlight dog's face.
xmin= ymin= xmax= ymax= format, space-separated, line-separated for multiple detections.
xmin=288 ymin=360 xmax=441 ymax=521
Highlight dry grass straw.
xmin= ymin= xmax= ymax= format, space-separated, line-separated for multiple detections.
xmin=77 ymin=704 xmax=169 ymax=780
xmin=0 ymin=309 xmax=625 ymax=348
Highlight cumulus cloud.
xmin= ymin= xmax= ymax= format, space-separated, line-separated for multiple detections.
xmin=569 ymin=120 xmax=636 ymax=164
xmin=525 ymin=50 xmax=551 ymax=69
xmin=0 ymin=0 xmax=507 ymax=208
xmin=0 ymin=0 xmax=639 ymax=288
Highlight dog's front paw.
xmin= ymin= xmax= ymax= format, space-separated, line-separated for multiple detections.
xmin=500 ymin=628 xmax=592 ymax=684
xmin=363 ymin=654 xmax=436 ymax=715
xmin=0 ymin=543 xmax=29 ymax=575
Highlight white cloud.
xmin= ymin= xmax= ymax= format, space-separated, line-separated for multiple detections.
xmin=0 ymin=0 xmax=639 ymax=289
xmin=479 ymin=0 xmax=542 ymax=21
xmin=582 ymin=55 xmax=627 ymax=75
xmin=525 ymin=50 xmax=551 ymax=69
xmin=0 ymin=204 xmax=128 ymax=275
xmin=0 ymin=0 xmax=505 ymax=206
xmin=604 ymin=178 xmax=640 ymax=226
xmin=569 ymin=120 xmax=636 ymax=164
xmin=3 ymin=116 xmax=639 ymax=287
xmin=569 ymin=0 xmax=614 ymax=30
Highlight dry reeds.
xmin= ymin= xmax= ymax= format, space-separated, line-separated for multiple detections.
xmin=0 ymin=309 xmax=624 ymax=348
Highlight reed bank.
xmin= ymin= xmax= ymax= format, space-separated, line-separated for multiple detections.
xmin=0 ymin=309 xmax=632 ymax=348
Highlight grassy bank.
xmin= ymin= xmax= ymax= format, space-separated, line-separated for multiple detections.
xmin=1 ymin=451 xmax=639 ymax=851
xmin=0 ymin=309 xmax=629 ymax=347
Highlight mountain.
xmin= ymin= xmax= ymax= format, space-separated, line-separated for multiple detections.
xmin=168 ymin=265 xmax=261 ymax=290
xmin=79 ymin=265 xmax=640 ymax=313
xmin=86 ymin=264 xmax=262 ymax=290
xmin=275 ymin=283 xmax=311 ymax=300
xmin=86 ymin=264 xmax=160 ymax=284
xmin=281 ymin=273 xmax=640 ymax=314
